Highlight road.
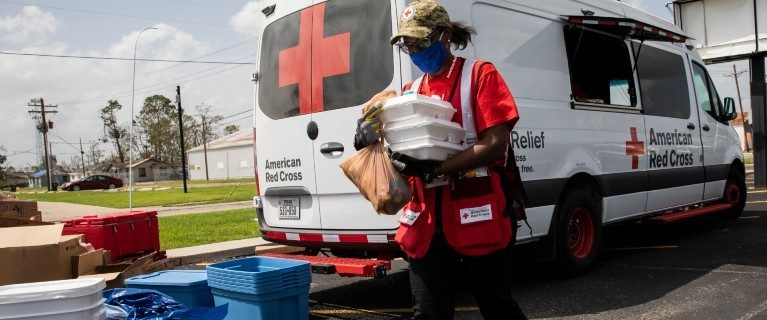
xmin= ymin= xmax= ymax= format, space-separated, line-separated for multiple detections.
xmin=306 ymin=178 xmax=767 ymax=319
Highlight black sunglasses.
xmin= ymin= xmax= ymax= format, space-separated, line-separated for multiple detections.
xmin=395 ymin=29 xmax=444 ymax=54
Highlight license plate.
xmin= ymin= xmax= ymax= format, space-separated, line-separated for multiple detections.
xmin=278 ymin=197 xmax=300 ymax=220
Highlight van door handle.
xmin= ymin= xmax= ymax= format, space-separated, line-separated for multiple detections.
xmin=320 ymin=142 xmax=344 ymax=154
xmin=687 ymin=123 xmax=696 ymax=130
xmin=702 ymin=125 xmax=710 ymax=132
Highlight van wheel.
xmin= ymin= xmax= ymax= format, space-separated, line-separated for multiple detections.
xmin=555 ymin=186 xmax=601 ymax=276
xmin=717 ymin=170 xmax=747 ymax=221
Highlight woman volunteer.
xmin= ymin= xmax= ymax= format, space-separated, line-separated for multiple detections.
xmin=355 ymin=0 xmax=528 ymax=319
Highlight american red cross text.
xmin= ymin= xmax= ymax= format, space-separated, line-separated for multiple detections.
xmin=625 ymin=127 xmax=645 ymax=170
xmin=278 ymin=4 xmax=351 ymax=115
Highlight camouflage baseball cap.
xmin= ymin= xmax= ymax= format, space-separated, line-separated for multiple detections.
xmin=389 ymin=0 xmax=451 ymax=45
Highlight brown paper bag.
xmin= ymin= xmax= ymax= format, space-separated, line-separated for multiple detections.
xmin=340 ymin=142 xmax=411 ymax=215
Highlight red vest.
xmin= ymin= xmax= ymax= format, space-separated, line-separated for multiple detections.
xmin=395 ymin=60 xmax=514 ymax=258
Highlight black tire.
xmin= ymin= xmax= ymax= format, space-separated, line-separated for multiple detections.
xmin=108 ymin=184 xmax=116 ymax=189
xmin=554 ymin=186 xmax=602 ymax=276
xmin=717 ymin=170 xmax=747 ymax=221
xmin=72 ymin=185 xmax=80 ymax=191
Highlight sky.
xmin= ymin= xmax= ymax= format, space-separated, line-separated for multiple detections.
xmin=0 ymin=0 xmax=756 ymax=170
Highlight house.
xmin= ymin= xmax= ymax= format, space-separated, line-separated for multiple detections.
xmin=3 ymin=172 xmax=30 ymax=188
xmin=128 ymin=159 xmax=171 ymax=183
xmin=28 ymin=168 xmax=70 ymax=188
xmin=187 ymin=130 xmax=254 ymax=180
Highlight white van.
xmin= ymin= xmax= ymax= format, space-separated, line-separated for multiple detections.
xmin=252 ymin=0 xmax=747 ymax=275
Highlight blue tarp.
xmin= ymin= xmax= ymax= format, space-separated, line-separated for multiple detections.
xmin=104 ymin=288 xmax=227 ymax=320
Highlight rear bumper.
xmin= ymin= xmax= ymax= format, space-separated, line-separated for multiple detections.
xmin=256 ymin=208 xmax=400 ymax=251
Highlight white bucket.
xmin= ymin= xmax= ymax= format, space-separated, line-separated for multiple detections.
xmin=0 ymin=278 xmax=106 ymax=320
xmin=384 ymin=117 xmax=465 ymax=145
xmin=380 ymin=94 xmax=456 ymax=123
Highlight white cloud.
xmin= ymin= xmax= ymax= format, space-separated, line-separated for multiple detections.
xmin=230 ymin=1 xmax=264 ymax=38
xmin=0 ymin=6 xmax=60 ymax=43
xmin=0 ymin=23 xmax=253 ymax=169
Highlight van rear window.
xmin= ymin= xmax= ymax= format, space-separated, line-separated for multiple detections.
xmin=258 ymin=0 xmax=394 ymax=120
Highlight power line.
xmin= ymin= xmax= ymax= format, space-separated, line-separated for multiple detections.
xmin=46 ymin=36 xmax=258 ymax=99
xmin=213 ymin=115 xmax=250 ymax=129
xmin=219 ymin=109 xmax=253 ymax=121
xmin=58 ymin=57 xmax=256 ymax=106
xmin=163 ymin=0 xmax=241 ymax=10
xmin=0 ymin=51 xmax=256 ymax=65
xmin=0 ymin=0 xmax=257 ymax=30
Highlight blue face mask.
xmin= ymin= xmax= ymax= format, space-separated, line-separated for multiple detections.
xmin=410 ymin=40 xmax=447 ymax=75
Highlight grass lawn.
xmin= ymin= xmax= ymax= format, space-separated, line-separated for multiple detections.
xmin=745 ymin=152 xmax=754 ymax=165
xmin=159 ymin=209 xmax=260 ymax=250
xmin=15 ymin=184 xmax=255 ymax=208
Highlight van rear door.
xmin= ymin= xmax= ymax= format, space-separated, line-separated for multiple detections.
xmin=256 ymin=0 xmax=321 ymax=230
xmin=310 ymin=0 xmax=402 ymax=230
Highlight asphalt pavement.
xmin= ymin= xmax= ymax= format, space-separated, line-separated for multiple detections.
xmin=306 ymin=177 xmax=767 ymax=319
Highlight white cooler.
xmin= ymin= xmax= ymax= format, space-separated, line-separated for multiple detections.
xmin=0 ymin=278 xmax=106 ymax=320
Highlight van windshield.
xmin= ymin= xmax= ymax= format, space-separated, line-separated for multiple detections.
xmin=258 ymin=0 xmax=394 ymax=120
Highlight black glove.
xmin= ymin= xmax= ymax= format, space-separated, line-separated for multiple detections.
xmin=390 ymin=151 xmax=441 ymax=183
xmin=353 ymin=105 xmax=383 ymax=151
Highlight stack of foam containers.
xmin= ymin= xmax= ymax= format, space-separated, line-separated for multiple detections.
xmin=206 ymin=257 xmax=312 ymax=320
xmin=0 ymin=278 xmax=106 ymax=320
xmin=380 ymin=94 xmax=465 ymax=161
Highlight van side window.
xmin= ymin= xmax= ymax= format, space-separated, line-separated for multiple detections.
xmin=692 ymin=63 xmax=726 ymax=123
xmin=564 ymin=27 xmax=635 ymax=108
xmin=633 ymin=44 xmax=691 ymax=119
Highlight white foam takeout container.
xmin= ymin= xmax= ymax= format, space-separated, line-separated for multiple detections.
xmin=383 ymin=117 xmax=465 ymax=145
xmin=388 ymin=137 xmax=464 ymax=161
xmin=379 ymin=94 xmax=456 ymax=123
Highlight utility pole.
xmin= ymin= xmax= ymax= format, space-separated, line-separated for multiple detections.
xmin=79 ymin=138 xmax=86 ymax=178
xmin=176 ymin=86 xmax=188 ymax=193
xmin=727 ymin=64 xmax=750 ymax=152
xmin=28 ymin=98 xmax=57 ymax=191
xmin=201 ymin=115 xmax=210 ymax=181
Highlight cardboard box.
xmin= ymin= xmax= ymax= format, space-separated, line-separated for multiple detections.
xmin=0 ymin=224 xmax=86 ymax=285
xmin=0 ymin=200 xmax=40 ymax=220
xmin=77 ymin=252 xmax=155 ymax=289
xmin=0 ymin=216 xmax=53 ymax=228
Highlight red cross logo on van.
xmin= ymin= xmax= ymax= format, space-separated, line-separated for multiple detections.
xmin=625 ymin=127 xmax=645 ymax=170
xmin=278 ymin=3 xmax=351 ymax=115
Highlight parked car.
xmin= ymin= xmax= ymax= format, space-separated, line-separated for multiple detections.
xmin=62 ymin=175 xmax=123 ymax=191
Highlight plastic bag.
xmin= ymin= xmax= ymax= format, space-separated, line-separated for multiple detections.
xmin=104 ymin=288 xmax=228 ymax=320
xmin=340 ymin=142 xmax=412 ymax=215
xmin=340 ymin=90 xmax=411 ymax=215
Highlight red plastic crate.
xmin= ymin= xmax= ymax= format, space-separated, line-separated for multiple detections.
xmin=62 ymin=211 xmax=159 ymax=260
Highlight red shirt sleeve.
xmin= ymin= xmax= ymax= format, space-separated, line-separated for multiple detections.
xmin=473 ymin=63 xmax=519 ymax=135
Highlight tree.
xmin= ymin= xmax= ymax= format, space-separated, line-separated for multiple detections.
xmin=223 ymin=124 xmax=240 ymax=135
xmin=0 ymin=146 xmax=7 ymax=182
xmin=88 ymin=142 xmax=104 ymax=166
xmin=100 ymin=100 xmax=129 ymax=163
xmin=136 ymin=95 xmax=178 ymax=166
xmin=195 ymin=104 xmax=223 ymax=148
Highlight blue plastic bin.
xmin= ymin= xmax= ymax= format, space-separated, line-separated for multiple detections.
xmin=206 ymin=257 xmax=311 ymax=295
xmin=211 ymin=285 xmax=309 ymax=320
xmin=124 ymin=270 xmax=214 ymax=307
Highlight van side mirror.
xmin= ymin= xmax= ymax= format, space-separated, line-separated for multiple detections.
xmin=723 ymin=97 xmax=737 ymax=121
